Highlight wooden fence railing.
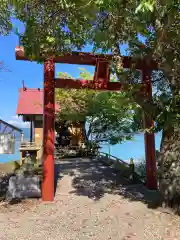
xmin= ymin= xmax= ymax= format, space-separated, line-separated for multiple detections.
xmin=97 ymin=151 xmax=130 ymax=166
xmin=19 ymin=142 xmax=41 ymax=150
xmin=96 ymin=151 xmax=144 ymax=183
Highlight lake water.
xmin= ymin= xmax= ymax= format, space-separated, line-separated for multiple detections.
xmin=101 ymin=132 xmax=162 ymax=162
xmin=0 ymin=129 xmax=162 ymax=163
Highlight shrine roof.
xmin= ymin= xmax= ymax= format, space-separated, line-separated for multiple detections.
xmin=16 ymin=88 xmax=59 ymax=115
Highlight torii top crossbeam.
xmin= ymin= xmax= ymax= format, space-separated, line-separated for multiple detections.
xmin=15 ymin=46 xmax=158 ymax=70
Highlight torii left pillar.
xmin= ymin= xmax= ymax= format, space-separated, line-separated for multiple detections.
xmin=42 ymin=58 xmax=55 ymax=201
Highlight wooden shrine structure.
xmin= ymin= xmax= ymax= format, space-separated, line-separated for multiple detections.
xmin=16 ymin=86 xmax=87 ymax=165
xmin=15 ymin=46 xmax=158 ymax=201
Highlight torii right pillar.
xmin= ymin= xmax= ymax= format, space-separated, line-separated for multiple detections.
xmin=142 ymin=67 xmax=157 ymax=190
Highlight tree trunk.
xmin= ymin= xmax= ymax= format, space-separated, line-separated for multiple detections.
xmin=81 ymin=121 xmax=88 ymax=142
xmin=158 ymin=127 xmax=180 ymax=212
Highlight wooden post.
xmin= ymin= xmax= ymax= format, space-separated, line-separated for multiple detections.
xmin=30 ymin=119 xmax=33 ymax=142
xmin=42 ymin=58 xmax=55 ymax=201
xmin=142 ymin=68 xmax=157 ymax=190
xmin=21 ymin=132 xmax=24 ymax=143
xmin=94 ymin=60 xmax=110 ymax=82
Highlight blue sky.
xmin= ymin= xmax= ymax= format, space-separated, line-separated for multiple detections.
xmin=0 ymin=20 xmax=129 ymax=128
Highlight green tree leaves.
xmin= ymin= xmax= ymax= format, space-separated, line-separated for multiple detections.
xmin=0 ymin=0 xmax=12 ymax=35
xmin=135 ymin=0 xmax=155 ymax=13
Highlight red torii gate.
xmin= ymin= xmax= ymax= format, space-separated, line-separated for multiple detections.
xmin=15 ymin=46 xmax=158 ymax=201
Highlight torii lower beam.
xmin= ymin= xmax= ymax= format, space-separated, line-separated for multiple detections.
xmin=55 ymin=78 xmax=123 ymax=91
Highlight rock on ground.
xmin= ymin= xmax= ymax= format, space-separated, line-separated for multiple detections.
xmin=0 ymin=157 xmax=180 ymax=240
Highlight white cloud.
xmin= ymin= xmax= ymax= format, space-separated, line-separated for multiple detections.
xmin=8 ymin=115 xmax=30 ymax=128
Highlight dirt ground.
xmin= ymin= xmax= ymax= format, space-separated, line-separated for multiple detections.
xmin=0 ymin=158 xmax=180 ymax=240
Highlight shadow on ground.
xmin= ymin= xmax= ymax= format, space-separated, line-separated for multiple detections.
xmin=54 ymin=157 xmax=162 ymax=209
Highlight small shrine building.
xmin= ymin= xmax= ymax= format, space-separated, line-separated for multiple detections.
xmin=16 ymin=86 xmax=85 ymax=164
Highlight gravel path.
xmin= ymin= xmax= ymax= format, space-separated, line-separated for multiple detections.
xmin=0 ymin=157 xmax=180 ymax=240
